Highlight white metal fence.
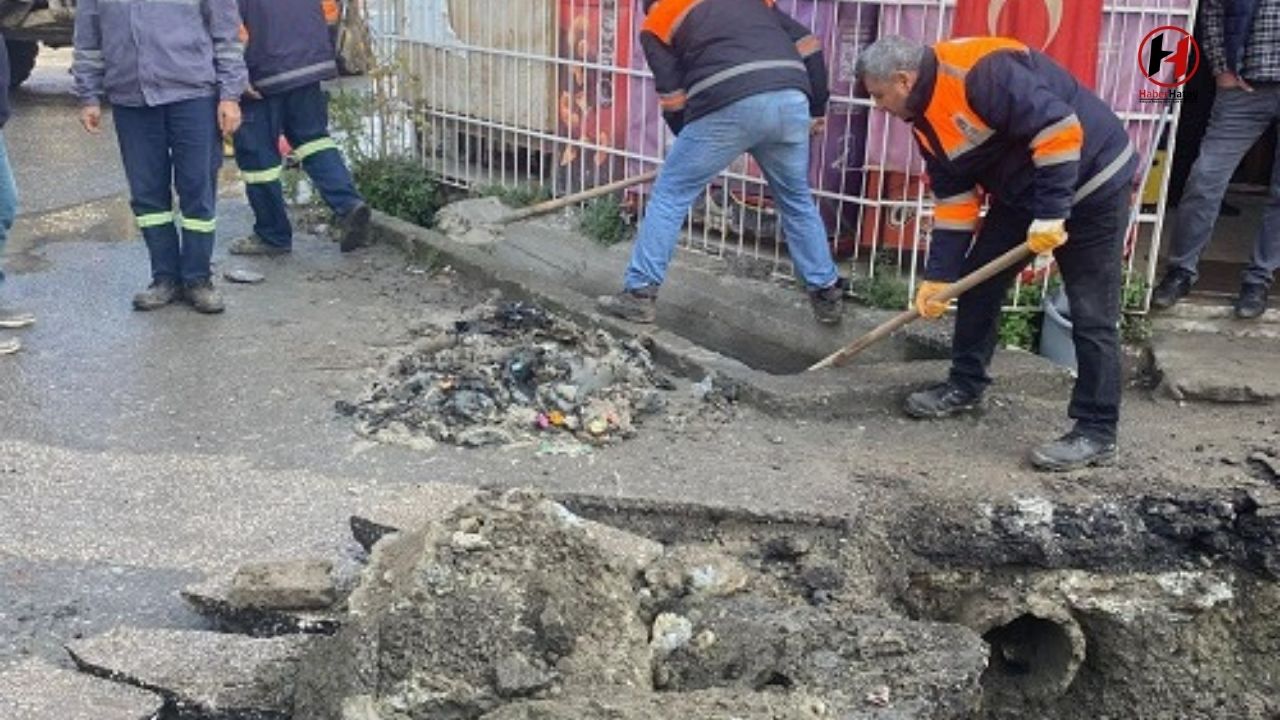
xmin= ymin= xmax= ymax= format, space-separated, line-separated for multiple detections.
xmin=357 ymin=0 xmax=1197 ymax=312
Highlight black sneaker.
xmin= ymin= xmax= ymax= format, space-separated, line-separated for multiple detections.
xmin=1029 ymin=431 xmax=1117 ymax=472
xmin=904 ymin=381 xmax=983 ymax=419
xmin=339 ymin=202 xmax=373 ymax=253
xmin=809 ymin=282 xmax=844 ymax=325
xmin=1234 ymin=282 xmax=1269 ymax=320
xmin=133 ymin=279 xmax=181 ymax=311
xmin=184 ymin=280 xmax=226 ymax=314
xmin=1151 ymin=268 xmax=1194 ymax=310
xmin=596 ymin=288 xmax=657 ymax=324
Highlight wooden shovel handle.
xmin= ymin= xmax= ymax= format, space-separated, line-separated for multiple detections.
xmin=496 ymin=170 xmax=661 ymax=225
xmin=808 ymin=244 xmax=1034 ymax=371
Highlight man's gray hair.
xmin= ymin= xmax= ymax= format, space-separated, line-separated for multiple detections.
xmin=855 ymin=36 xmax=926 ymax=81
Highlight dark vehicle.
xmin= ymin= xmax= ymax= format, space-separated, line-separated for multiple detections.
xmin=1 ymin=0 xmax=75 ymax=87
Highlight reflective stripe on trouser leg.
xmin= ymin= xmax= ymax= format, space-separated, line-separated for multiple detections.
xmin=136 ymin=212 xmax=181 ymax=283
xmin=299 ymin=144 xmax=362 ymax=216
xmin=178 ymin=216 xmax=216 ymax=286
xmin=241 ymin=165 xmax=283 ymax=184
xmin=234 ymin=94 xmax=293 ymax=247
xmin=180 ymin=216 xmax=216 ymax=234
xmin=240 ymin=164 xmax=292 ymax=249
xmin=293 ymin=137 xmax=338 ymax=160
xmin=284 ymin=84 xmax=364 ymax=215
xmin=136 ymin=211 xmax=175 ymax=228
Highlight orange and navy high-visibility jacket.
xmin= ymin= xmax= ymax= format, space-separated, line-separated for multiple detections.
xmin=238 ymin=0 xmax=341 ymax=96
xmin=906 ymin=38 xmax=1137 ymax=282
xmin=641 ymin=0 xmax=830 ymax=135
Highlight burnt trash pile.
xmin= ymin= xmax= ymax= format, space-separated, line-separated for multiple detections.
xmin=339 ymin=302 xmax=678 ymax=449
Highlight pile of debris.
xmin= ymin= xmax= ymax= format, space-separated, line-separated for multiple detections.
xmin=339 ymin=302 xmax=673 ymax=449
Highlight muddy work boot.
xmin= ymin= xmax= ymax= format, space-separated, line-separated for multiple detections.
xmin=339 ymin=202 xmax=373 ymax=253
xmin=904 ymin=381 xmax=983 ymax=419
xmin=132 ymin=279 xmax=181 ymax=311
xmin=596 ymin=288 xmax=657 ymax=324
xmin=229 ymin=235 xmax=290 ymax=256
xmin=1151 ymin=267 xmax=1193 ymax=310
xmin=184 ymin=280 xmax=226 ymax=314
xmin=1029 ymin=430 xmax=1117 ymax=472
xmin=0 ymin=308 xmax=35 ymax=329
xmin=809 ymin=282 xmax=845 ymax=325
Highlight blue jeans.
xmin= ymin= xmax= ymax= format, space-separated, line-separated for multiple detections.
xmin=232 ymin=83 xmax=363 ymax=249
xmin=113 ymin=96 xmax=222 ymax=285
xmin=0 ymin=130 xmax=17 ymax=287
xmin=624 ymin=89 xmax=838 ymax=292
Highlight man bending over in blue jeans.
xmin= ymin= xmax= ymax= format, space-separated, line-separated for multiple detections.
xmin=596 ymin=0 xmax=844 ymax=325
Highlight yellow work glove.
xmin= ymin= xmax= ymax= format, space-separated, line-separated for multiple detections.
xmin=914 ymin=281 xmax=950 ymax=319
xmin=1027 ymin=218 xmax=1068 ymax=255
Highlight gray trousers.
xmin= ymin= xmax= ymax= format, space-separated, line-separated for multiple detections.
xmin=1168 ymin=83 xmax=1280 ymax=287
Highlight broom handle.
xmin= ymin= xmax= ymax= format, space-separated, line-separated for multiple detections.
xmin=496 ymin=170 xmax=661 ymax=225
xmin=808 ymin=244 xmax=1034 ymax=371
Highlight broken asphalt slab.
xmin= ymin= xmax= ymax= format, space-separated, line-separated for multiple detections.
xmin=349 ymin=482 xmax=665 ymax=575
xmin=181 ymin=577 xmax=341 ymax=638
xmin=370 ymin=211 xmax=1074 ymax=420
xmin=228 ymin=559 xmax=338 ymax=611
xmin=1152 ymin=332 xmax=1280 ymax=404
xmin=66 ymin=628 xmax=312 ymax=719
xmin=0 ymin=658 xmax=163 ymax=720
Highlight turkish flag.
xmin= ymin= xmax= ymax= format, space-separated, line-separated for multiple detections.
xmin=951 ymin=0 xmax=1102 ymax=88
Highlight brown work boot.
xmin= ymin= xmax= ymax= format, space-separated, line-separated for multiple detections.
xmin=229 ymin=235 xmax=290 ymax=256
xmin=184 ymin=280 xmax=226 ymax=314
xmin=596 ymin=287 xmax=657 ymax=323
xmin=132 ymin=279 xmax=181 ymax=311
xmin=809 ymin=281 xmax=845 ymax=325
xmin=339 ymin=202 xmax=372 ymax=253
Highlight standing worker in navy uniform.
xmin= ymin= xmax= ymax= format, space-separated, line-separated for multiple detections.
xmin=73 ymin=0 xmax=247 ymax=313
xmin=856 ymin=36 xmax=1138 ymax=471
xmin=229 ymin=0 xmax=372 ymax=257
xmin=596 ymin=0 xmax=846 ymax=326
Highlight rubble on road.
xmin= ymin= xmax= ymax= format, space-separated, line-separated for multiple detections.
xmin=338 ymin=301 xmax=684 ymax=450
xmin=293 ymin=489 xmax=988 ymax=720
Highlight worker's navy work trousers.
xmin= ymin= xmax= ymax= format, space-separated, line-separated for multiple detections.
xmin=233 ymin=82 xmax=362 ymax=249
xmin=113 ymin=96 xmax=222 ymax=285
xmin=949 ymin=190 xmax=1130 ymax=443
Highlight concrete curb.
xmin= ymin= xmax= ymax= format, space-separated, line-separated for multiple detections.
xmin=370 ymin=210 xmax=1074 ymax=419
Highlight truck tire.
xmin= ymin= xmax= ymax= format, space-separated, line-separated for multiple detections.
xmin=7 ymin=39 xmax=38 ymax=88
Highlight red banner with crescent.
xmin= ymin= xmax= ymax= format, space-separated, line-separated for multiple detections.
xmin=951 ymin=0 xmax=1102 ymax=88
